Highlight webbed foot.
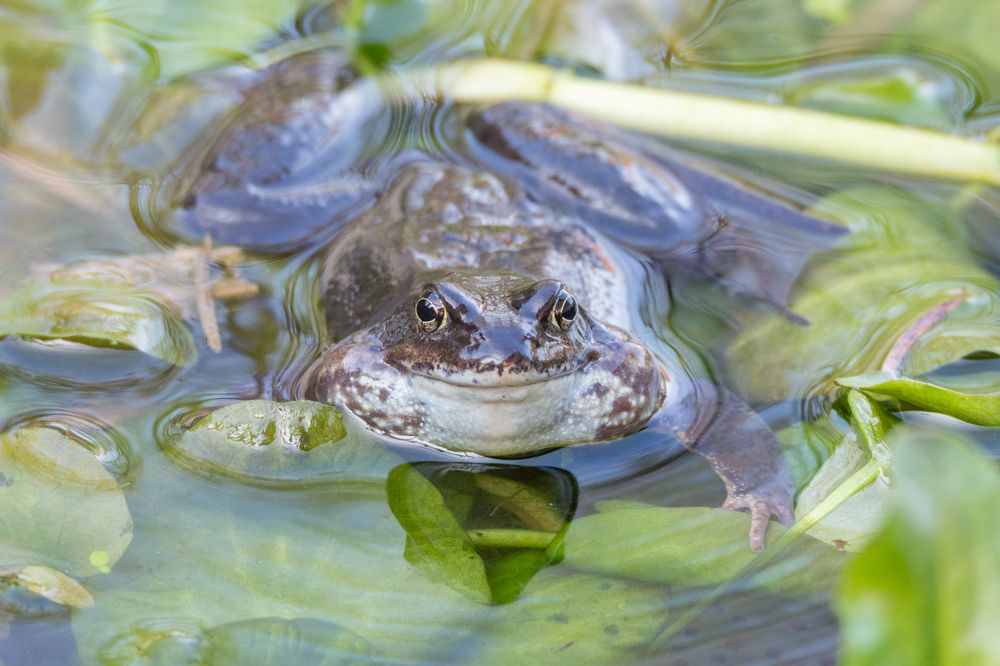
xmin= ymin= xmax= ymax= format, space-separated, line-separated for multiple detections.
xmin=722 ymin=481 xmax=795 ymax=552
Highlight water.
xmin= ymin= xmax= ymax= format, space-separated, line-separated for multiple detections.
xmin=1 ymin=1 xmax=998 ymax=664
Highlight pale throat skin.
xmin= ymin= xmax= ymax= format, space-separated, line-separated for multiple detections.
xmin=312 ymin=162 xmax=666 ymax=457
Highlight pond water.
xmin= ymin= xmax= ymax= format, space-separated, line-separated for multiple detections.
xmin=1 ymin=1 xmax=998 ymax=664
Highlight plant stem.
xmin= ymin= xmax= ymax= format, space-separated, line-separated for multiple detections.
xmin=466 ymin=528 xmax=556 ymax=550
xmin=402 ymin=58 xmax=1000 ymax=185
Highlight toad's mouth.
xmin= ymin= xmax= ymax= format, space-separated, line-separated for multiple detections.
xmin=408 ymin=369 xmax=581 ymax=400
xmin=405 ymin=360 xmax=590 ymax=391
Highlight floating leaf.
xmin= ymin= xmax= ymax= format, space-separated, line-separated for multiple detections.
xmin=0 ymin=281 xmax=197 ymax=366
xmin=836 ymin=430 xmax=1000 ymax=665
xmin=0 ymin=427 xmax=132 ymax=578
xmin=164 ymin=400 xmax=371 ymax=486
xmin=562 ymin=505 xmax=845 ymax=596
xmin=845 ymin=389 xmax=896 ymax=462
xmin=837 ymin=371 xmax=1000 ymax=426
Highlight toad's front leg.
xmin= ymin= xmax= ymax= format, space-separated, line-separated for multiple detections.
xmin=664 ymin=382 xmax=795 ymax=551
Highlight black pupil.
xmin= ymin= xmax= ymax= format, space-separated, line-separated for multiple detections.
xmin=416 ymin=298 xmax=439 ymax=323
xmin=559 ymin=298 xmax=577 ymax=322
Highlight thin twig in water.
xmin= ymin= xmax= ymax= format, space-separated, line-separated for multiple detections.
xmin=195 ymin=234 xmax=223 ymax=353
xmin=881 ymin=293 xmax=965 ymax=373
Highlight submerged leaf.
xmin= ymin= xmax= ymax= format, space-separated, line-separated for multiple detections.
xmin=480 ymin=549 xmax=553 ymax=606
xmin=838 ymin=372 xmax=1000 ymax=426
xmin=0 ymin=281 xmax=197 ymax=366
xmin=836 ymin=430 xmax=1000 ymax=665
xmin=0 ymin=427 xmax=132 ymax=578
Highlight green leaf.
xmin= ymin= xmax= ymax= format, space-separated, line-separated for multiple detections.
xmin=794 ymin=392 xmax=896 ymax=549
xmin=562 ymin=506 xmax=845 ymax=596
xmin=0 ymin=282 xmax=197 ymax=366
xmin=164 ymin=400 xmax=368 ymax=486
xmin=388 ymin=464 xmax=492 ymax=604
xmin=846 ymin=388 xmax=896 ymax=462
xmin=470 ymin=572 xmax=667 ymax=665
xmin=0 ymin=427 xmax=132 ymax=578
xmin=836 ymin=429 xmax=1000 ymax=665
xmin=837 ymin=372 xmax=1000 ymax=426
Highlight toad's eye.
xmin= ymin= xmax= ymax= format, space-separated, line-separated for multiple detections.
xmin=415 ymin=292 xmax=447 ymax=332
xmin=550 ymin=289 xmax=578 ymax=331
